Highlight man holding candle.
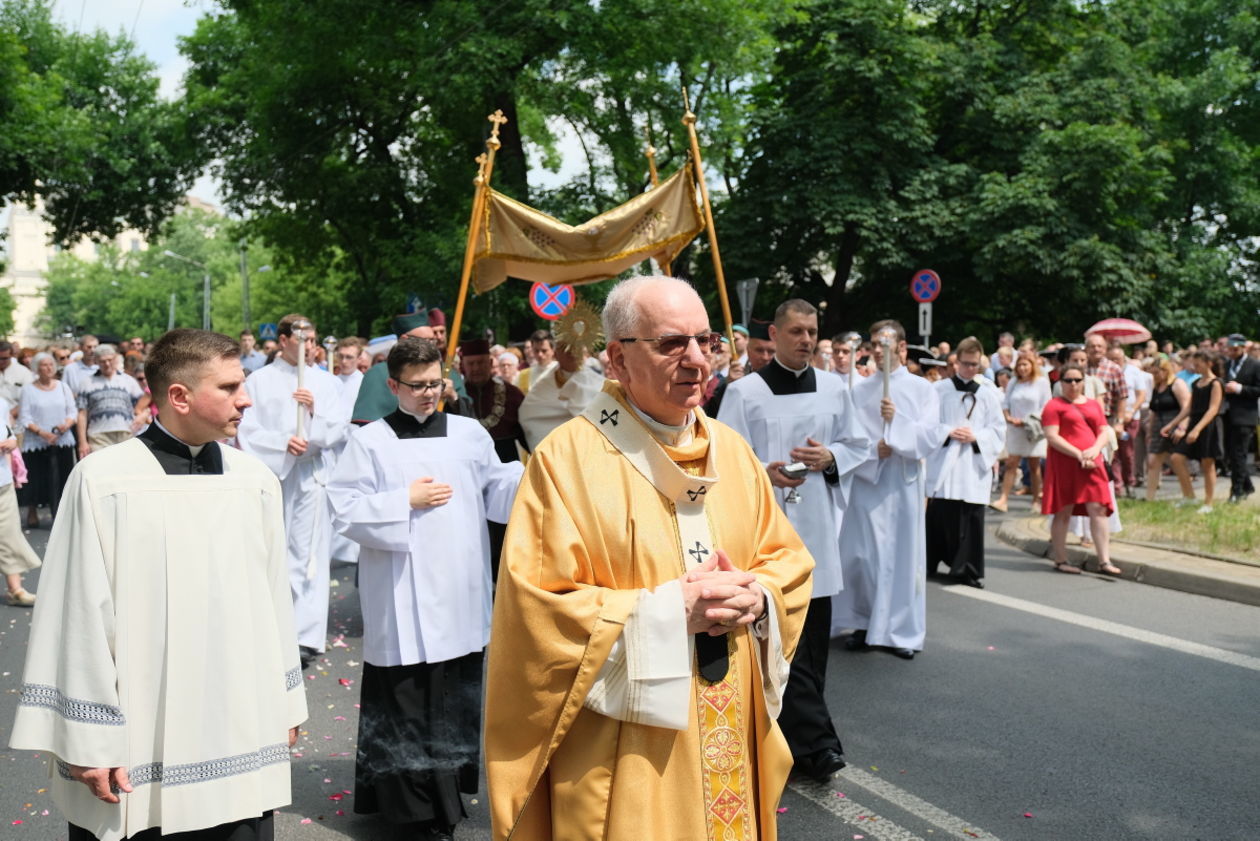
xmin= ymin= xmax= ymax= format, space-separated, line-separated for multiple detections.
xmin=237 ymin=313 xmax=351 ymax=668
xmin=832 ymin=319 xmax=940 ymax=660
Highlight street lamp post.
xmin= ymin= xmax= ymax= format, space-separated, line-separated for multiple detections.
xmin=163 ymin=250 xmax=211 ymax=330
xmin=237 ymin=240 xmax=271 ymax=333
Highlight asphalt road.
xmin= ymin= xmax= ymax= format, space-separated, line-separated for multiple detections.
xmin=2 ymin=503 xmax=1258 ymax=840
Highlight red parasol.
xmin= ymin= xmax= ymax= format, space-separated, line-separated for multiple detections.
xmin=1084 ymin=318 xmax=1151 ymax=345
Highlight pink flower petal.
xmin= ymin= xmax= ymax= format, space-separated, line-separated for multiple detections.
xmin=1024 ymin=812 xmax=1034 ymax=818
xmin=300 ymin=818 xmax=312 ymax=825
xmin=776 ymin=807 xmax=787 ymax=814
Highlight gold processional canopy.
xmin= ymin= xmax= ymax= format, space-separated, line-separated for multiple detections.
xmin=470 ymin=163 xmax=704 ymax=294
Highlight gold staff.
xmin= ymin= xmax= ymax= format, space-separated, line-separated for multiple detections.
xmin=644 ymin=123 xmax=672 ymax=277
xmin=681 ymin=86 xmax=735 ymax=350
xmin=440 ymin=110 xmax=507 ymax=410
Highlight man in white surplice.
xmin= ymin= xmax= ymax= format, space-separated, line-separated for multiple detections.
xmin=330 ymin=337 xmax=366 ymax=565
xmin=11 ymin=329 xmax=305 ymax=841
xmin=718 ymin=298 xmax=869 ymax=783
xmin=833 ymin=319 xmax=941 ymax=659
xmin=924 ymin=337 xmax=1005 ymax=588
xmin=236 ymin=313 xmax=349 ymax=666
xmin=327 ymin=337 xmax=522 ymax=838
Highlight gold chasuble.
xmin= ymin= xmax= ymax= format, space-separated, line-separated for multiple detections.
xmin=485 ymin=382 xmax=813 ymax=841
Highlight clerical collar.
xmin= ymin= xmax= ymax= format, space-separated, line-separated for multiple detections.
xmin=383 ymin=407 xmax=448 ymax=439
xmin=627 ymin=401 xmax=694 ymax=446
xmin=774 ymin=356 xmax=809 ymax=377
xmin=138 ymin=420 xmax=223 ymax=475
xmin=951 ymin=374 xmax=980 ymax=394
xmin=758 ymin=356 xmax=817 ymax=395
xmin=155 ymin=419 xmax=207 ymax=457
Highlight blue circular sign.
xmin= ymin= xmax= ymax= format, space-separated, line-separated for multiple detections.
xmin=910 ymin=269 xmax=941 ymax=303
xmin=529 ymin=283 xmax=575 ymax=320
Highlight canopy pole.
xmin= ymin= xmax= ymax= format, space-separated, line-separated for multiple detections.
xmin=644 ymin=123 xmax=671 ymax=277
xmin=440 ymin=110 xmax=506 ymax=409
xmin=681 ymin=87 xmax=734 ymax=349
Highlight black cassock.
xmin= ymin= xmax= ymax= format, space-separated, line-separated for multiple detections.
xmin=352 ymin=410 xmax=483 ymax=833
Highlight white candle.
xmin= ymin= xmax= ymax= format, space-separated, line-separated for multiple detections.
xmin=295 ymin=324 xmax=307 ymax=439
xmin=881 ymin=336 xmax=892 ymax=400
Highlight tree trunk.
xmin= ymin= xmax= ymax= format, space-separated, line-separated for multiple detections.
xmin=821 ymin=222 xmax=860 ymax=336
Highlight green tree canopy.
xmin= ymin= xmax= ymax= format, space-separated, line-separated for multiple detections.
xmin=722 ymin=0 xmax=1260 ymax=345
xmin=179 ymin=0 xmax=788 ymax=340
xmin=0 ymin=0 xmax=200 ymax=243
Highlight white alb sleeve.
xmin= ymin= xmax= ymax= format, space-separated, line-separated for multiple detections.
xmin=582 ymin=578 xmax=692 ymax=731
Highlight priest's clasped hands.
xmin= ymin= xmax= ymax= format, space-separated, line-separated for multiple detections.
xmin=682 ymin=549 xmax=766 ymax=636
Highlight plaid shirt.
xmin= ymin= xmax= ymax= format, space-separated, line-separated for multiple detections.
xmin=1087 ymin=357 xmax=1128 ymax=420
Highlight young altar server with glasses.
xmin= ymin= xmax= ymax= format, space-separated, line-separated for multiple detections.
xmin=327 ymin=337 xmax=523 ymax=841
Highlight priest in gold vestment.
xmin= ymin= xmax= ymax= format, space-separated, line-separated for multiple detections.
xmin=485 ymin=276 xmax=814 ymax=841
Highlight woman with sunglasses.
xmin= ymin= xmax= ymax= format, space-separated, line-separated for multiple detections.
xmin=1041 ymin=364 xmax=1122 ymax=575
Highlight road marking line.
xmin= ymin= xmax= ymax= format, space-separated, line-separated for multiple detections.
xmin=791 ymin=767 xmax=1001 ymax=840
xmin=943 ymin=585 xmax=1260 ymax=672
xmin=789 ymin=779 xmax=926 ymax=841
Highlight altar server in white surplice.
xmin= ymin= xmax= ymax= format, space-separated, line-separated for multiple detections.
xmin=718 ymin=298 xmax=869 ymax=783
xmin=330 ymin=337 xmax=366 ymax=565
xmin=327 ymin=337 xmax=522 ymax=840
xmin=236 ymin=313 xmax=349 ymax=666
xmin=11 ymin=329 xmax=306 ymax=841
xmin=833 ymin=319 xmax=940 ymax=659
xmin=924 ymin=337 xmax=1006 ymax=589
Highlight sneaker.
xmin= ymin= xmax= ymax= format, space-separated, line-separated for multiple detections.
xmin=1197 ymin=505 xmax=1214 ymax=515
xmin=5 ymin=589 xmax=35 ymax=607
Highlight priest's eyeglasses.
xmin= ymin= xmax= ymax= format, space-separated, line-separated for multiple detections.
xmin=616 ymin=332 xmax=722 ymax=356
xmin=394 ymin=379 xmax=445 ymax=394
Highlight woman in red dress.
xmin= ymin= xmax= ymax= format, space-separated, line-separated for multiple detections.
xmin=1041 ymin=364 xmax=1122 ymax=575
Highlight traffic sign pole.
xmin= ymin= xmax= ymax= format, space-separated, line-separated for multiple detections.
xmin=909 ymin=269 xmax=942 ymax=348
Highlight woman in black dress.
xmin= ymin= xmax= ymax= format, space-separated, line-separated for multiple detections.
xmin=1165 ymin=350 xmax=1225 ymax=513
xmin=1145 ymin=357 xmax=1190 ymax=500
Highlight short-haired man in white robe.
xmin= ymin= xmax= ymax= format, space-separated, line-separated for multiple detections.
xmin=11 ymin=328 xmax=306 ymax=841
xmin=327 ymin=337 xmax=522 ymax=841
xmin=924 ymin=337 xmax=1005 ymax=589
xmin=833 ymin=319 xmax=941 ymax=660
xmin=236 ymin=313 xmax=349 ymax=668
xmin=718 ymin=298 xmax=869 ymax=782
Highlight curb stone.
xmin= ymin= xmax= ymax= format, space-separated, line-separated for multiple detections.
xmin=995 ymin=516 xmax=1260 ymax=608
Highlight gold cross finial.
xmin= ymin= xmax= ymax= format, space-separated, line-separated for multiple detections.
xmin=488 ymin=110 xmax=508 ymax=138
xmin=681 ymin=86 xmax=695 ymax=124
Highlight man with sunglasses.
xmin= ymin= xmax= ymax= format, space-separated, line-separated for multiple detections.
xmin=328 ymin=338 xmax=521 ymax=841
xmin=924 ymin=337 xmax=1006 ymax=589
xmin=237 ymin=313 xmax=350 ymax=669
xmin=486 ymin=276 xmax=813 ymax=841
xmin=718 ymin=298 xmax=869 ymax=783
